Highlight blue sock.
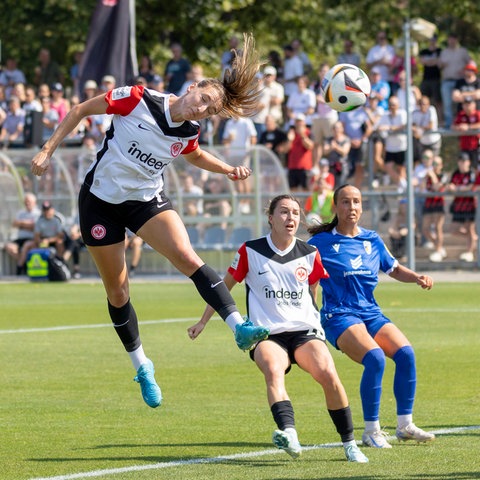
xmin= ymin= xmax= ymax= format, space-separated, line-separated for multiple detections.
xmin=393 ymin=345 xmax=416 ymax=415
xmin=360 ymin=348 xmax=385 ymax=421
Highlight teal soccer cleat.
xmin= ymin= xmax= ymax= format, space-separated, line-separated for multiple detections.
xmin=234 ymin=319 xmax=269 ymax=351
xmin=344 ymin=443 xmax=369 ymax=463
xmin=272 ymin=429 xmax=302 ymax=459
xmin=134 ymin=359 xmax=162 ymax=408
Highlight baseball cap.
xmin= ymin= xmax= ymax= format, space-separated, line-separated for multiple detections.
xmin=294 ymin=113 xmax=306 ymax=122
xmin=464 ymin=61 xmax=478 ymax=73
xmin=84 ymin=80 xmax=98 ymax=90
xmin=42 ymin=200 xmax=53 ymax=210
xmin=371 ymin=66 xmax=382 ymax=74
xmin=264 ymin=66 xmax=277 ymax=76
xmin=319 ymin=158 xmax=329 ymax=167
xmin=101 ymin=75 xmax=116 ymax=84
xmin=51 ymin=82 xmax=63 ymax=92
xmin=458 ymin=152 xmax=470 ymax=161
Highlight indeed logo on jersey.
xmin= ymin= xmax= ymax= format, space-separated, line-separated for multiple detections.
xmin=263 ymin=286 xmax=303 ymax=307
xmin=128 ymin=141 xmax=167 ymax=171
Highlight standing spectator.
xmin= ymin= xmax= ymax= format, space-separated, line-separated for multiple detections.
xmin=323 ymin=120 xmax=351 ymax=188
xmin=37 ymin=83 xmax=51 ymax=100
xmin=5 ymin=192 xmax=40 ymax=275
xmin=446 ymin=153 xmax=478 ymax=262
xmin=366 ymin=31 xmax=395 ymax=87
xmin=452 ymin=61 xmax=480 ymax=113
xmin=259 ymin=114 xmax=289 ymax=160
xmin=262 ymin=66 xmax=284 ymax=127
xmin=282 ymin=44 xmax=303 ymax=102
xmin=311 ymin=63 xmax=338 ymax=165
xmin=411 ymin=95 xmax=442 ymax=161
xmin=364 ymin=94 xmax=386 ymax=181
xmin=419 ymin=35 xmax=442 ymax=118
xmin=82 ymin=79 xmax=98 ymax=100
xmin=452 ymin=97 xmax=480 ymax=169
xmin=0 ymin=96 xmax=25 ymax=147
xmin=220 ymin=35 xmax=240 ymax=79
xmin=138 ymin=55 xmax=157 ymax=85
xmin=33 ymin=48 xmax=64 ymax=87
xmin=0 ymin=57 xmax=27 ymax=99
xmin=189 ymin=194 xmax=369 ymax=463
xmin=164 ymin=42 xmax=191 ymax=95
xmin=308 ymin=184 xmax=435 ymax=449
xmin=291 ymin=38 xmax=312 ymax=76
xmin=438 ymin=33 xmax=471 ymax=129
xmin=369 ymin=66 xmax=391 ymax=111
xmin=285 ymin=75 xmax=316 ymax=128
xmin=339 ymin=106 xmax=372 ymax=188
xmin=394 ymin=70 xmax=422 ymax=114
xmin=286 ymin=114 xmax=314 ymax=192
xmin=267 ymin=50 xmax=284 ymax=83
xmin=376 ymin=96 xmax=408 ymax=191
xmin=100 ymin=75 xmax=116 ymax=92
xmin=69 ymin=50 xmax=83 ymax=98
xmin=310 ymin=157 xmax=335 ymax=191
xmin=249 ymin=73 xmax=270 ymax=138
xmin=423 ymin=155 xmax=448 ymax=263
xmin=50 ymin=82 xmax=70 ymax=123
xmin=177 ymin=64 xmax=205 ymax=97
xmin=337 ymin=39 xmax=361 ymax=67
xmin=222 ymin=115 xmax=257 ymax=214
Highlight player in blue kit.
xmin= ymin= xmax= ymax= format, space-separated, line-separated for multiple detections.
xmin=308 ymin=184 xmax=435 ymax=448
xmin=30 ymin=33 xmax=269 ymax=409
xmin=189 ymin=195 xmax=368 ymax=463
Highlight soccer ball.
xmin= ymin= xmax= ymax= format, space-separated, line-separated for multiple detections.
xmin=321 ymin=64 xmax=371 ymax=112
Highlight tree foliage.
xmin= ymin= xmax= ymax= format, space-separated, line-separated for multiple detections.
xmin=0 ymin=0 xmax=478 ymax=86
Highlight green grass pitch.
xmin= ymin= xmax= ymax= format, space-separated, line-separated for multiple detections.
xmin=0 ymin=279 xmax=479 ymax=480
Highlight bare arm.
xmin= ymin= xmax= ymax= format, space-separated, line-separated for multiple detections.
xmin=31 ymin=95 xmax=108 ymax=176
xmin=388 ymin=263 xmax=433 ymax=290
xmin=183 ymin=147 xmax=252 ymax=181
xmin=187 ymin=272 xmax=238 ymax=339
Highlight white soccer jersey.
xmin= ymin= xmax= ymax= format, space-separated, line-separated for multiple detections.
xmin=85 ymin=85 xmax=200 ymax=204
xmin=228 ymin=234 xmax=329 ymax=334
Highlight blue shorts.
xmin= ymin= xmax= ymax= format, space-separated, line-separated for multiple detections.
xmin=321 ymin=310 xmax=392 ymax=350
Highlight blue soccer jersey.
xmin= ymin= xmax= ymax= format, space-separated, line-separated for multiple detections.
xmin=308 ymin=227 xmax=398 ymax=315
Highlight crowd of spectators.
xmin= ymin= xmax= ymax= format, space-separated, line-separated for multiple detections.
xmin=1 ymin=29 xmax=480 ymax=269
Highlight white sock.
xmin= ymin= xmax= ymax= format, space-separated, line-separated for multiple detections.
xmin=343 ymin=439 xmax=356 ymax=448
xmin=364 ymin=420 xmax=381 ymax=433
xmin=284 ymin=427 xmax=299 ymax=443
xmin=128 ymin=345 xmax=148 ymax=371
xmin=397 ymin=414 xmax=413 ymax=430
xmin=225 ymin=312 xmax=244 ymax=332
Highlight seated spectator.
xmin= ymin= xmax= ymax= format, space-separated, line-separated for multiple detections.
xmin=0 ymin=95 xmax=25 ymax=147
xmin=23 ymin=86 xmax=43 ymax=112
xmin=310 ymin=157 xmax=335 ymax=190
xmin=203 ymin=176 xmax=232 ymax=229
xmin=446 ymin=153 xmax=478 ymax=263
xmin=323 ymin=120 xmax=351 ymax=188
xmin=63 ymin=221 xmax=84 ymax=279
xmin=363 ymin=94 xmax=386 ymax=180
xmin=50 ymin=82 xmax=70 ymax=122
xmin=180 ymin=173 xmax=204 ymax=217
xmin=0 ymin=57 xmax=27 ymax=98
xmin=18 ymin=201 xmax=65 ymax=272
xmin=5 ymin=192 xmax=40 ymax=275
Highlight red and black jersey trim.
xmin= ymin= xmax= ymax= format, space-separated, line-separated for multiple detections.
xmin=245 ymin=237 xmax=317 ymax=264
xmin=142 ymin=90 xmax=199 ymax=139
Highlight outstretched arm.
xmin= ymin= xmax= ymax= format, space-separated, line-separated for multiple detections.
xmin=183 ymin=147 xmax=251 ymax=181
xmin=389 ymin=264 xmax=433 ymax=290
xmin=188 ymin=271 xmax=238 ymax=339
xmin=31 ymin=95 xmax=108 ymax=176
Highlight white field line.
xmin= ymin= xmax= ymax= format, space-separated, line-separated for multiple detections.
xmin=1 ymin=307 xmax=480 ymax=335
xmin=28 ymin=425 xmax=480 ymax=480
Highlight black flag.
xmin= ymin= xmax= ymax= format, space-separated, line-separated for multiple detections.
xmin=79 ymin=0 xmax=138 ymax=96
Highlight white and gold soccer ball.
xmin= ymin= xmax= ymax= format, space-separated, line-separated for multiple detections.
xmin=321 ymin=63 xmax=371 ymax=112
